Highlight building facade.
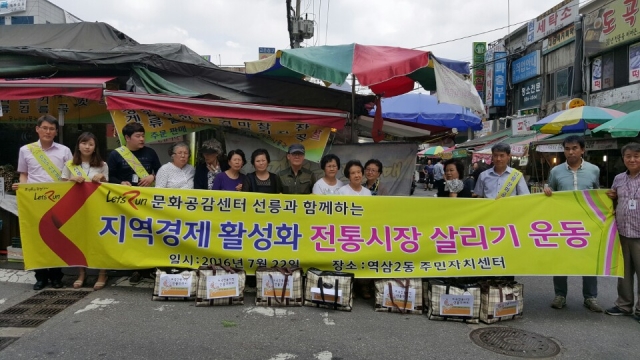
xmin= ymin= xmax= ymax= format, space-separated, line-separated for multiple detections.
xmin=0 ymin=0 xmax=80 ymax=25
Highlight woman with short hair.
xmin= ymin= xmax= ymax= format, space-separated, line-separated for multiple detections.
xmin=313 ymin=154 xmax=344 ymax=195
xmin=194 ymin=139 xmax=228 ymax=190
xmin=211 ymin=149 xmax=247 ymax=191
xmin=242 ymin=148 xmax=283 ymax=193
xmin=155 ymin=142 xmax=195 ymax=189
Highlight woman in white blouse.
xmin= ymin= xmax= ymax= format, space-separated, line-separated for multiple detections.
xmin=312 ymin=154 xmax=344 ymax=195
xmin=338 ymin=160 xmax=372 ymax=196
xmin=155 ymin=142 xmax=195 ymax=189
xmin=61 ymin=132 xmax=109 ymax=291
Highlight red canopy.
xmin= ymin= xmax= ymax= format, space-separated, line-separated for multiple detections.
xmin=0 ymin=77 xmax=114 ymax=101
xmin=104 ymin=91 xmax=349 ymax=128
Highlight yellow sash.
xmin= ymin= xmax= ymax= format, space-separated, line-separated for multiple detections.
xmin=115 ymin=146 xmax=149 ymax=179
xmin=496 ymin=169 xmax=523 ymax=199
xmin=27 ymin=143 xmax=62 ymax=181
xmin=66 ymin=160 xmax=90 ymax=180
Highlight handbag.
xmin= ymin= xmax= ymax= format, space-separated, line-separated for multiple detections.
xmin=479 ymin=280 xmax=524 ymax=324
xmin=374 ymin=279 xmax=423 ymax=314
xmin=195 ymin=265 xmax=246 ymax=306
xmin=425 ymin=279 xmax=481 ymax=323
xmin=255 ymin=266 xmax=303 ymax=307
xmin=303 ymin=268 xmax=354 ymax=311
xmin=152 ymin=268 xmax=197 ymax=301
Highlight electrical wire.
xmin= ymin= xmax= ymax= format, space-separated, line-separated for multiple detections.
xmin=325 ymin=0 xmax=330 ymax=45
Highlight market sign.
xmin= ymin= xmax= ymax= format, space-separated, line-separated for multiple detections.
xmin=527 ymin=0 xmax=579 ymax=44
xmin=512 ymin=51 xmax=541 ymax=84
xmin=259 ymin=47 xmax=276 ymax=60
xmin=485 ymin=50 xmax=494 ymax=107
xmin=630 ymin=42 xmax=640 ymax=83
xmin=536 ymin=139 xmax=618 ymax=152
xmin=512 ymin=115 xmax=539 ymax=136
xmin=0 ymin=0 xmax=26 ymax=15
xmin=0 ymin=97 xmax=111 ymax=124
xmin=518 ymin=77 xmax=543 ymax=110
xmin=472 ymin=42 xmax=486 ymax=102
xmin=585 ymin=0 xmax=640 ymax=56
xmin=493 ymin=52 xmax=507 ymax=107
xmin=542 ymin=25 xmax=576 ymax=54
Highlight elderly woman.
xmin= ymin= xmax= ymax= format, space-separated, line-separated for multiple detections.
xmin=363 ymin=159 xmax=387 ymax=195
xmin=438 ymin=159 xmax=473 ymax=198
xmin=194 ymin=139 xmax=228 ymax=190
xmin=242 ymin=148 xmax=283 ymax=193
xmin=155 ymin=142 xmax=195 ymax=189
xmin=211 ymin=149 xmax=247 ymax=191
xmin=338 ymin=160 xmax=372 ymax=196
xmin=313 ymin=154 xmax=344 ymax=195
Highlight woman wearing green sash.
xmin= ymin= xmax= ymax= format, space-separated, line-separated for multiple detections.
xmin=61 ymin=132 xmax=109 ymax=291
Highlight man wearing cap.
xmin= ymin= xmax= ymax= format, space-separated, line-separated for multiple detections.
xmin=278 ymin=144 xmax=317 ymax=194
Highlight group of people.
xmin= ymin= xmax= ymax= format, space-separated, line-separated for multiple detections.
xmin=12 ymin=116 xmax=640 ymax=322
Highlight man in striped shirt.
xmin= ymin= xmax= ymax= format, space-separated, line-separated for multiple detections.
xmin=605 ymin=142 xmax=640 ymax=322
xmin=543 ymin=135 xmax=602 ymax=312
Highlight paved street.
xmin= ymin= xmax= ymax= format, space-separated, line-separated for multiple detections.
xmin=0 ymin=265 xmax=638 ymax=359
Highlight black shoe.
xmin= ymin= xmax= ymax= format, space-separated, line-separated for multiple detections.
xmin=51 ymin=279 xmax=63 ymax=289
xmin=33 ymin=281 xmax=47 ymax=291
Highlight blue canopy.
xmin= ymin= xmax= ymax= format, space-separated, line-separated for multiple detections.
xmin=368 ymin=93 xmax=482 ymax=131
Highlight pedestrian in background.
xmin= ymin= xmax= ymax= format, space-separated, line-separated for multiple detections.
xmin=432 ymin=158 xmax=445 ymax=195
xmin=605 ymin=142 xmax=640 ymax=321
xmin=543 ymin=135 xmax=602 ymax=312
xmin=61 ymin=132 xmax=109 ymax=291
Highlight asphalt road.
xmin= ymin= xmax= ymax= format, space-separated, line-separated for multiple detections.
xmin=0 ymin=273 xmax=638 ymax=360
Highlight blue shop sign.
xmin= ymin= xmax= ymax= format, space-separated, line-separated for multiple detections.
xmin=512 ymin=50 xmax=541 ymax=84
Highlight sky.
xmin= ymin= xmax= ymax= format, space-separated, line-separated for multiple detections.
xmin=50 ymin=0 xmax=571 ymax=66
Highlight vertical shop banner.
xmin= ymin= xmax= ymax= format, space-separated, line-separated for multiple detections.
xmin=493 ymin=52 xmax=507 ymax=107
xmin=527 ymin=0 xmax=579 ymax=44
xmin=592 ymin=56 xmax=603 ymax=91
xmin=585 ymin=0 xmax=640 ymax=56
xmin=109 ymin=110 xmax=332 ymax=162
xmin=472 ymin=42 xmax=487 ymax=102
xmin=16 ymin=183 xmax=622 ymax=278
xmin=224 ymin=133 xmax=417 ymax=196
xmin=630 ymin=42 xmax=640 ymax=83
xmin=512 ymin=51 xmax=541 ymax=84
xmin=485 ymin=50 xmax=494 ymax=107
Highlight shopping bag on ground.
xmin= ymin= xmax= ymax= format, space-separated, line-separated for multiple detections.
xmin=479 ymin=280 xmax=524 ymax=324
xmin=195 ymin=265 xmax=246 ymax=306
xmin=374 ymin=279 xmax=423 ymax=314
xmin=425 ymin=279 xmax=481 ymax=323
xmin=256 ymin=266 xmax=303 ymax=307
xmin=304 ymin=268 xmax=354 ymax=311
xmin=152 ymin=268 xmax=197 ymax=301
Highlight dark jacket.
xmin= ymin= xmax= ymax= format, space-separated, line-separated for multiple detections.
xmin=107 ymin=146 xmax=161 ymax=185
xmin=278 ymin=167 xmax=317 ymax=194
xmin=194 ymin=162 xmax=229 ymax=190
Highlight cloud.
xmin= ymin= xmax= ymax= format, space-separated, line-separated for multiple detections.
xmin=225 ymin=41 xmax=241 ymax=49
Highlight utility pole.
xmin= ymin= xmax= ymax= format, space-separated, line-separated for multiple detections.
xmin=286 ymin=0 xmax=313 ymax=49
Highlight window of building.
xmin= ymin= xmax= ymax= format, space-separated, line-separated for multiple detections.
xmin=555 ymin=67 xmax=573 ymax=99
xmin=0 ymin=17 xmax=5 ymax=25
xmin=10 ymin=16 xmax=34 ymax=25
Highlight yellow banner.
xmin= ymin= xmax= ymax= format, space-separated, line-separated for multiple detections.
xmin=0 ymin=97 xmax=111 ymax=124
xmin=109 ymin=110 xmax=331 ymax=162
xmin=585 ymin=0 xmax=640 ymax=55
xmin=17 ymin=182 xmax=622 ymax=278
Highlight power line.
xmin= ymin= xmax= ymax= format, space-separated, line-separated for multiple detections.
xmin=325 ymin=0 xmax=330 ymax=45
xmin=412 ymin=0 xmax=590 ymax=49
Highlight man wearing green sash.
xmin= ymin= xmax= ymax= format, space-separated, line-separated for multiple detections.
xmin=107 ymin=122 xmax=161 ymax=284
xmin=14 ymin=115 xmax=72 ymax=290
xmin=473 ymin=142 xmax=530 ymax=199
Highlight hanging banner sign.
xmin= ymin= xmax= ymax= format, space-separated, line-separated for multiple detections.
xmin=472 ymin=42 xmax=486 ymax=103
xmin=536 ymin=139 xmax=618 ymax=152
xmin=493 ymin=52 xmax=507 ymax=107
xmin=0 ymin=97 xmax=111 ymax=124
xmin=542 ymin=25 xmax=576 ymax=54
xmin=630 ymin=42 xmax=640 ymax=83
xmin=17 ymin=182 xmax=622 ymax=278
xmin=109 ymin=110 xmax=332 ymax=162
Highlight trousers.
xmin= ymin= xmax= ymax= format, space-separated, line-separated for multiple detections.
xmin=553 ymin=276 xmax=597 ymax=299
xmin=615 ymin=236 xmax=640 ymax=314
xmin=35 ymin=268 xmax=63 ymax=282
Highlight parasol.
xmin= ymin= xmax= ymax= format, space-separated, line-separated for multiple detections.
xmin=530 ymin=106 xmax=626 ymax=134
xmin=592 ymin=110 xmax=640 ymax=138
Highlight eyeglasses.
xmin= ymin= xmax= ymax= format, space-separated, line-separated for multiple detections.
xmin=173 ymin=152 xmax=190 ymax=157
xmin=365 ymin=168 xmax=379 ymax=173
xmin=38 ymin=126 xmax=57 ymax=132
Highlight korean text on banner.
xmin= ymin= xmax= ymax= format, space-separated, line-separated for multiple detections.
xmin=1 ymin=97 xmax=110 ymax=124
xmin=584 ymin=0 xmax=640 ymax=57
xmin=17 ymin=182 xmax=622 ymax=278
xmin=493 ymin=52 xmax=507 ymax=107
xmin=527 ymin=0 xmax=579 ymax=44
xmin=512 ymin=51 xmax=541 ymax=84
xmin=109 ymin=110 xmax=332 ymax=162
